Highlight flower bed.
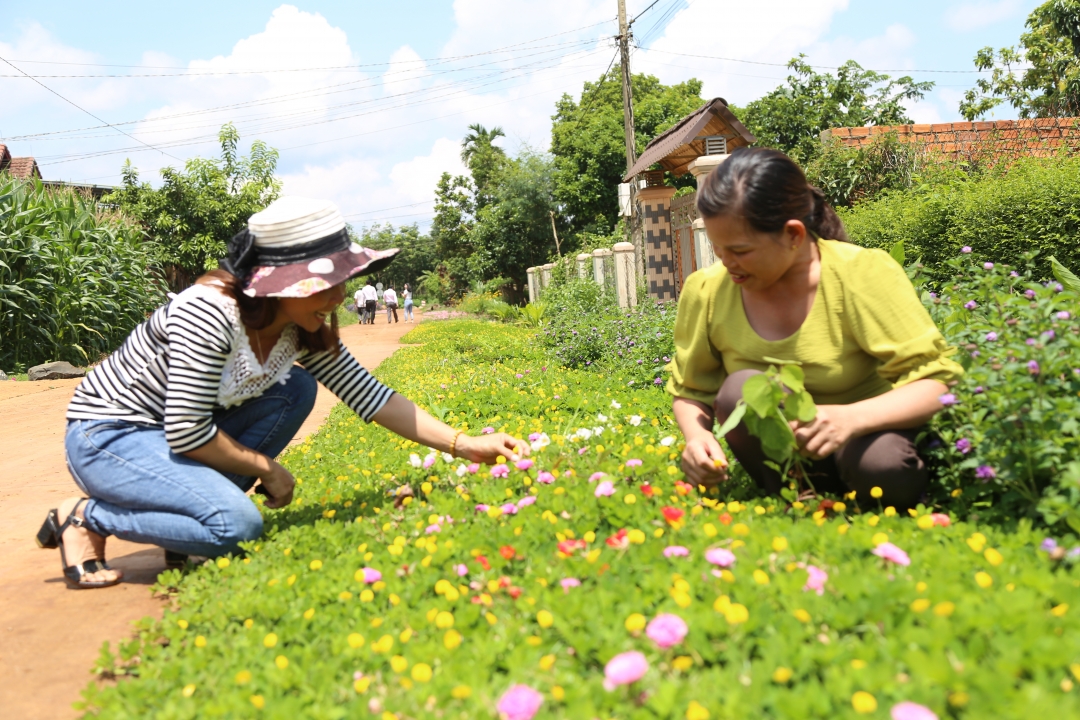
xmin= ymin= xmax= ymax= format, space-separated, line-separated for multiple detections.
xmin=82 ymin=321 xmax=1080 ymax=719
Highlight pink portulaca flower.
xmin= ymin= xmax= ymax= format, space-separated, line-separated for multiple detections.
xmin=663 ymin=545 xmax=690 ymax=558
xmin=423 ymin=453 xmax=437 ymax=469
xmin=474 ymin=504 xmax=489 ymax=513
xmin=872 ymin=542 xmax=911 ymax=566
xmin=930 ymin=513 xmax=951 ymax=527
xmin=528 ymin=432 xmax=541 ymax=442
xmin=560 ymin=577 xmax=581 ymax=593
xmin=646 ymin=613 xmax=688 ymax=648
xmin=891 ymin=702 xmax=938 ymax=720
xmin=496 ymin=684 xmax=544 ymax=720
xmin=589 ymin=472 xmax=605 ymax=482
xmin=467 ymin=463 xmax=480 ymax=474
xmin=603 ymin=651 xmax=649 ymax=690
xmin=454 ymin=563 xmax=468 ymax=577
xmin=537 ymin=471 xmax=555 ymax=484
xmin=803 ymin=564 xmax=828 ymax=595
xmin=360 ymin=567 xmax=381 ymax=583
xmin=491 ymin=464 xmax=510 ymax=478
xmin=515 ymin=459 xmax=534 ymax=471
xmin=517 ymin=496 xmax=536 ymax=508
xmin=481 ymin=427 xmax=495 ymax=434
xmin=500 ymin=503 xmax=519 ymax=515
xmin=626 ymin=458 xmax=643 ymax=467
xmin=595 ymin=481 xmax=615 ymax=497
xmin=425 ymin=524 xmax=441 ymax=534
xmin=705 ymin=548 xmax=736 ymax=567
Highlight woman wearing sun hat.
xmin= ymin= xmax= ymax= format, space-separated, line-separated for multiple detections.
xmin=38 ymin=197 xmax=528 ymax=589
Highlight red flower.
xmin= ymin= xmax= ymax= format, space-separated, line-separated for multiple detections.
xmin=661 ymin=506 xmax=685 ymax=523
xmin=640 ymin=484 xmax=658 ymax=497
xmin=507 ymin=586 xmax=522 ymax=599
xmin=606 ymin=528 xmax=629 ymax=549
xmin=674 ymin=481 xmax=694 ymax=496
xmin=718 ymin=512 xmax=732 ymax=525
xmin=476 ymin=555 xmax=491 ymax=571
xmin=817 ymin=499 xmax=836 ymax=513
xmin=500 ymin=545 xmax=516 ymax=560
xmin=557 ymin=539 xmax=586 ymax=555
xmin=498 ymin=576 xmax=512 ymax=588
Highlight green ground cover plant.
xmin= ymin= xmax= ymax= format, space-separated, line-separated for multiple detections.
xmin=81 ymin=321 xmax=1080 ymax=719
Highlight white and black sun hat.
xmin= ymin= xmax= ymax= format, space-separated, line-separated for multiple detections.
xmin=222 ymin=196 xmax=399 ymax=298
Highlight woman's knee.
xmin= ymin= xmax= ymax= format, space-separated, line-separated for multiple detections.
xmin=837 ymin=431 xmax=927 ymax=508
xmin=714 ymin=369 xmax=762 ymax=419
xmin=215 ymin=499 xmax=264 ymax=548
xmin=283 ymin=367 xmax=318 ymax=415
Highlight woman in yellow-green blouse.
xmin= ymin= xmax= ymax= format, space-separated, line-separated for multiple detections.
xmin=668 ymin=147 xmax=962 ymax=508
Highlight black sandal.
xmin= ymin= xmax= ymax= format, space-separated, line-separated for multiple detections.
xmin=42 ymin=500 xmax=122 ymax=589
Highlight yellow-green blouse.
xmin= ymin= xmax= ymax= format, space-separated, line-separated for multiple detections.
xmin=666 ymin=239 xmax=963 ymax=407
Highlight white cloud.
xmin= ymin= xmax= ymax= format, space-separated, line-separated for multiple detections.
xmin=945 ymin=0 xmax=1023 ymax=32
xmin=389 ymin=137 xmax=468 ymax=203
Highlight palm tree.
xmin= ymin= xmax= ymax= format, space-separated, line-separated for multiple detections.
xmin=460 ymin=124 xmax=506 ymax=163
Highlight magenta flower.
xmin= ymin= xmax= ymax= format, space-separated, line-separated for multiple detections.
xmin=984 ymin=332 xmax=997 ymax=342
xmin=645 ymin=613 xmax=688 ymax=648
xmin=963 ymin=300 xmax=977 ymax=310
xmin=496 ymin=684 xmax=544 ymax=720
xmin=891 ymin=702 xmax=938 ymax=720
xmin=872 ymin=542 xmax=911 ymax=566
xmin=603 ymin=651 xmax=649 ymax=690
xmin=705 ymin=548 xmax=736 ymax=567
xmin=589 ymin=472 xmax=605 ymax=482
xmin=425 ymin=524 xmax=441 ymax=534
xmin=560 ymin=577 xmax=581 ymax=593
xmin=517 ymin=496 xmax=536 ymax=508
xmin=528 ymin=432 xmax=541 ymax=442
xmin=1057 ymin=310 xmax=1071 ymax=320
xmin=983 ymin=262 xmax=994 ymax=270
xmin=663 ymin=545 xmax=690 ymax=558
xmin=803 ymin=565 xmax=828 ymax=595
xmin=454 ymin=563 xmax=468 ymax=577
xmin=481 ymin=427 xmax=494 ymax=434
xmin=514 ymin=373 xmax=523 ymax=378
xmin=961 ymin=246 xmax=972 ymax=253
xmin=537 ymin=471 xmax=555 ymax=484
xmin=467 ymin=463 xmax=480 ymax=474
xmin=474 ymin=504 xmax=489 ymax=513
xmin=938 ymin=393 xmax=957 ymax=406
xmin=423 ymin=454 xmax=437 ymax=469
xmin=1025 ymin=289 xmax=1037 ymax=299
xmin=955 ymin=438 xmax=971 ymax=454
xmin=578 ymin=447 xmax=589 ymax=455
xmin=975 ymin=465 xmax=996 ymax=481
xmin=491 ymin=463 xmax=510 ymax=478
xmin=499 ymin=503 xmax=519 ymax=515
xmin=360 ymin=567 xmax=382 ymax=583
xmin=626 ymin=458 xmax=643 ymax=467
xmin=595 ymin=481 xmax=615 ymax=497
xmin=515 ymin=459 xmax=534 ymax=471
xmin=1028 ymin=360 xmax=1040 ymax=375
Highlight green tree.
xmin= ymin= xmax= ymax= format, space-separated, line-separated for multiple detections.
xmin=550 ymin=67 xmax=704 ymax=238
xmin=959 ymin=0 xmax=1080 ymax=119
xmin=429 ymin=171 xmax=475 ymax=298
xmin=738 ymin=57 xmax=933 ymax=164
xmin=356 ymin=222 xmax=438 ymax=292
xmin=105 ymin=123 xmax=281 ymax=290
xmin=461 ymin=124 xmax=507 ymax=208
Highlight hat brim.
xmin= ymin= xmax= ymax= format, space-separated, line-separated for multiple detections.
xmin=242 ymin=244 xmax=400 ymax=298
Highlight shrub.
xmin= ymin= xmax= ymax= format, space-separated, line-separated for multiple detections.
xmin=839 ymin=156 xmax=1080 ymax=281
xmin=0 ymin=176 xmax=164 ymax=372
xmin=805 ymin=133 xmax=931 ymax=208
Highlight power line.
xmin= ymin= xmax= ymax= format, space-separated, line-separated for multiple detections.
xmin=636 ymin=46 xmax=994 ymax=74
xmin=0 ymin=54 xmax=181 ymax=160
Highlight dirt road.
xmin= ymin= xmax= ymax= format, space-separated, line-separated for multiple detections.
xmin=0 ymin=316 xmax=417 ymax=720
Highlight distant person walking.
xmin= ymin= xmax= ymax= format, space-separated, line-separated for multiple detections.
xmin=361 ymin=280 xmax=378 ymax=325
xmin=402 ymin=284 xmax=414 ymax=322
xmin=353 ymin=286 xmax=366 ymax=323
xmin=383 ymin=286 xmax=399 ymax=323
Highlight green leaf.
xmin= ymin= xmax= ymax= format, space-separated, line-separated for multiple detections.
xmin=779 ymin=364 xmax=805 ymax=392
xmin=889 ymin=239 xmax=906 ymax=265
xmin=742 ymin=374 xmax=775 ymax=418
xmin=790 ymin=390 xmax=818 ymax=423
xmin=1049 ymin=255 xmax=1080 ymax=294
xmin=714 ymin=402 xmax=747 ymax=439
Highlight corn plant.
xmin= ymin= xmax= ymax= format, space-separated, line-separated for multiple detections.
xmin=0 ymin=175 xmax=164 ymax=372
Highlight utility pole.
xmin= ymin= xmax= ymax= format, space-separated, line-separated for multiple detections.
xmin=616 ymin=0 xmax=642 ymax=276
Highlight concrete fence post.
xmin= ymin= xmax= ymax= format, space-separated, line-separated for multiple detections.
xmin=692 ymin=219 xmax=717 ymax=270
xmin=526 ymin=267 xmax=538 ymax=304
xmin=592 ymin=248 xmax=611 ymax=286
xmin=576 ymin=253 xmax=590 ymax=280
xmin=612 ymin=242 xmax=637 ymax=308
xmin=541 ymin=263 xmax=554 ymax=288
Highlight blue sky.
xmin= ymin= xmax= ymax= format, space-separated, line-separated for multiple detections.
xmin=0 ymin=0 xmax=1042 ymax=228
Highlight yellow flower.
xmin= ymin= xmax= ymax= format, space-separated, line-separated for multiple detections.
xmin=851 ymin=691 xmax=877 ymax=713
xmin=586 ymin=548 xmax=602 ymax=563
xmin=793 ymin=609 xmax=811 ymax=623
xmin=421 ymin=482 xmax=432 ymax=494
xmin=916 ymin=514 xmax=934 ymax=529
xmin=309 ymin=560 xmax=323 ymax=571
xmin=772 ymin=537 xmax=788 ymax=552
xmin=435 ymin=611 xmax=455 ymax=629
xmin=838 ymin=523 xmax=850 ymax=535
xmin=724 ymin=603 xmax=749 ymax=624
xmin=526 ymin=636 xmax=542 ymax=646
xmin=537 ymin=610 xmax=554 ymax=628
xmin=235 ymin=670 xmax=252 ymax=684
xmin=948 ymin=692 xmax=969 ymax=707
xmin=444 ymin=587 xmax=460 ymax=601
xmin=673 ymin=590 xmax=692 ymax=608
xmin=915 ymin=581 xmax=927 ymax=593
xmin=217 ymin=557 xmax=231 ymax=569
xmin=984 ymin=547 xmax=1004 ymax=566
xmin=867 ymin=515 xmax=880 ymax=527
xmin=720 ymin=569 xmax=735 ymax=583
xmin=833 ymin=501 xmax=846 ymax=513
xmin=753 ymin=569 xmax=770 ymax=585
xmin=966 ymin=532 xmax=987 ymax=553
xmin=388 ymin=545 xmax=403 ymax=556
xmin=451 ymin=685 xmax=472 ymax=699
xmin=551 ymin=685 xmax=565 ymax=701
xmin=353 ymin=677 xmax=371 ymax=693
xmin=250 ymin=694 xmax=265 ymax=709
xmin=732 ymin=523 xmax=750 ymax=536
xmin=654 ymin=528 xmax=665 ymax=538
xmin=871 ymin=532 xmax=889 ymax=546
xmin=1051 ymin=603 xmax=1069 ymax=617
xmin=263 ymin=633 xmax=278 ymax=648
xmin=399 ymin=628 xmax=412 ymax=643
xmin=443 ymin=630 xmax=462 ymax=650
xmin=975 ymin=571 xmax=993 ymax=589
xmin=933 ymin=601 xmax=956 ymax=617
xmin=348 ymin=633 xmax=364 ymax=649
xmin=411 ymin=663 xmax=433 ymax=682
xmin=485 ymin=612 xmax=498 ymax=625
xmin=910 ymin=598 xmax=931 ymax=613
xmin=673 ymin=656 xmax=694 ymax=671
xmin=304 ymin=608 xmax=315 ymax=620
xmin=275 ymin=655 xmax=289 ymax=670
xmin=772 ymin=667 xmax=793 ymax=683
xmin=627 ymin=529 xmax=646 ymax=544
xmin=360 ymin=589 xmax=374 ymax=602
xmin=539 ymin=654 xmax=556 ymax=670
xmin=390 ymin=655 xmax=408 ymax=673
xmin=703 ymin=523 xmax=717 ymax=538
xmin=194 ymin=635 xmax=207 ymax=648
xmin=851 ymin=659 xmax=866 ymax=669
xmin=1070 ymin=663 xmax=1080 ymax=682
xmin=625 ymin=613 xmax=647 ymax=632
xmin=870 ymin=487 xmax=883 ymax=498
xmin=685 ymin=700 xmax=711 ymax=720
xmin=884 ymin=506 xmax=897 ymax=517
xmin=177 ymin=619 xmax=189 ymax=629
xmin=624 ymin=493 xmax=637 ymax=505
xmin=583 ymin=530 xmax=596 ymax=543
xmin=182 ymin=683 xmax=196 ymax=697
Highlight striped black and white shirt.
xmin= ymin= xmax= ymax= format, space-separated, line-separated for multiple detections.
xmin=67 ymin=283 xmax=394 ymax=453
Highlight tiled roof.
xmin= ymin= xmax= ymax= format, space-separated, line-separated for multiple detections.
xmin=7 ymin=157 xmax=41 ymax=179
xmin=821 ymin=118 xmax=1080 ymax=161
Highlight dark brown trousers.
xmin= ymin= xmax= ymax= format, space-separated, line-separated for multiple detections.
xmin=714 ymin=370 xmax=928 ymax=509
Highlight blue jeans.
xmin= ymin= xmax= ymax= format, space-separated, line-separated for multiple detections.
xmin=403 ymin=302 xmax=414 ymax=320
xmin=65 ymin=368 xmax=317 ymax=557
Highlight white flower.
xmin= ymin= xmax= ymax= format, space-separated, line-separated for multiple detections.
xmin=593 ymin=426 xmax=605 ymax=436
xmin=575 ymin=428 xmax=593 ymax=440
xmin=442 ymin=452 xmax=454 ymax=463
xmin=409 ymin=453 xmax=422 ymax=468
xmin=629 ymin=415 xmax=643 ymax=426
xmin=597 ymin=413 xmax=608 ymax=422
xmin=530 ymin=433 xmax=551 ymax=451
xmin=611 ymin=400 xmax=622 ymax=409
xmin=660 ymin=436 xmax=676 ymax=447
xmin=455 ymin=464 xmax=468 ymax=477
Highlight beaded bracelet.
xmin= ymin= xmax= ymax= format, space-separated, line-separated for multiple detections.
xmin=449 ymin=430 xmax=464 ymax=458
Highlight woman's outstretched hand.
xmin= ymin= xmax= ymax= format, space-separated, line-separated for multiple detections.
xmin=260 ymin=460 xmax=296 ymax=509
xmin=791 ymin=404 xmax=858 ymax=459
xmin=681 ymin=434 xmax=728 ymax=487
xmin=455 ymin=433 xmax=530 ymax=465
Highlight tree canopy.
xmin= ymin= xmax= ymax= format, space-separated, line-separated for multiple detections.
xmin=460 ymin=124 xmax=507 ymax=208
xmin=737 ymin=57 xmax=933 ymax=164
xmin=106 ymin=123 xmax=280 ymax=290
xmin=354 ymin=222 xmax=438 ymax=293
xmin=960 ymin=0 xmax=1080 ymax=119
